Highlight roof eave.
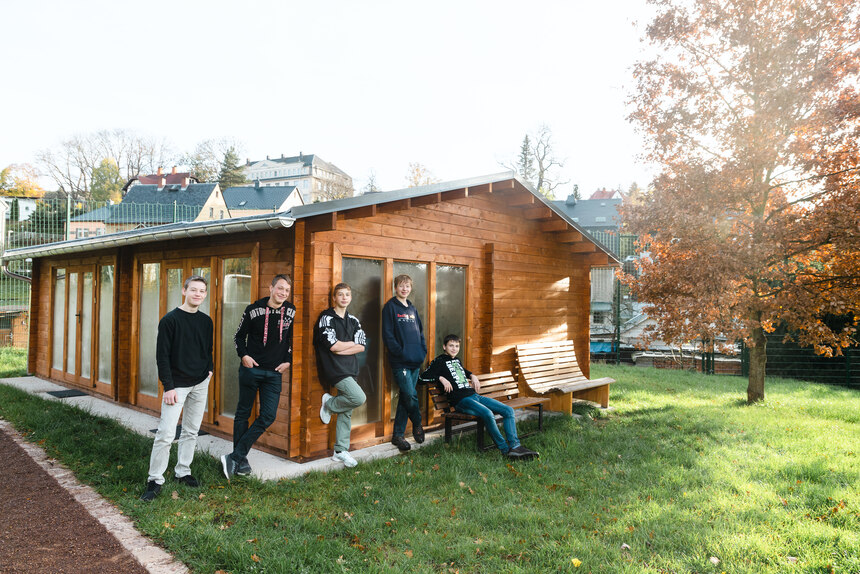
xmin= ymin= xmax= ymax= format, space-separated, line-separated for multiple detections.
xmin=1 ymin=213 xmax=295 ymax=262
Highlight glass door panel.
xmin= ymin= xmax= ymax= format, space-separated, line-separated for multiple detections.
xmin=138 ymin=263 xmax=161 ymax=398
xmin=97 ymin=265 xmax=114 ymax=386
xmin=52 ymin=269 xmax=65 ymax=372
xmin=166 ymin=267 xmax=183 ymax=311
xmin=79 ymin=272 xmax=93 ymax=382
xmin=66 ymin=273 xmax=78 ymax=374
xmin=435 ymin=265 xmax=466 ymax=359
xmin=219 ymin=258 xmax=251 ymax=419
xmin=342 ymin=257 xmax=383 ymax=426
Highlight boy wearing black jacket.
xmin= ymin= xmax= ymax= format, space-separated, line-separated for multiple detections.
xmin=315 ymin=283 xmax=367 ymax=468
xmin=221 ymin=274 xmax=295 ymax=479
xmin=382 ymin=274 xmax=427 ymax=451
xmin=419 ymin=334 xmax=538 ymax=460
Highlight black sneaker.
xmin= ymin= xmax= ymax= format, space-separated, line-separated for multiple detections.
xmin=413 ymin=425 xmax=425 ymax=444
xmin=236 ymin=459 xmax=252 ymax=476
xmin=508 ymin=445 xmax=539 ymax=460
xmin=220 ymin=453 xmax=237 ymax=480
xmin=391 ymin=436 xmax=411 ymax=451
xmin=176 ymin=474 xmax=200 ymax=487
xmin=140 ymin=480 xmax=161 ymax=502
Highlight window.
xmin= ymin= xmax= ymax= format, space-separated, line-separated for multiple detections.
xmin=96 ymin=228 xmax=105 ymax=236
xmin=209 ymin=207 xmax=214 ymax=217
xmin=76 ymin=228 xmax=88 ymax=238
xmin=220 ymin=210 xmax=224 ymax=219
xmin=595 ymin=216 xmax=607 ymax=223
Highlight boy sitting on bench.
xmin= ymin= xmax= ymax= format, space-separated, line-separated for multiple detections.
xmin=419 ymin=334 xmax=538 ymax=460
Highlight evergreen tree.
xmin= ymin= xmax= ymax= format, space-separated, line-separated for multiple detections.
xmin=516 ymin=135 xmax=535 ymax=186
xmin=218 ymin=147 xmax=247 ymax=190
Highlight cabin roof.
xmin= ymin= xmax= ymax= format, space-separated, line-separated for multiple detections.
xmin=1 ymin=172 xmax=618 ymax=264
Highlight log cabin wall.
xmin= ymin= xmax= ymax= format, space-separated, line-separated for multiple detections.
xmin=29 ymin=227 xmax=298 ymax=458
xmin=294 ymin=181 xmax=604 ymax=459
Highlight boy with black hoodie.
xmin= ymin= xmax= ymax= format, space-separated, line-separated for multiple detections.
xmin=221 ymin=274 xmax=295 ymax=479
xmin=419 ymin=334 xmax=538 ymax=460
xmin=382 ymin=274 xmax=427 ymax=451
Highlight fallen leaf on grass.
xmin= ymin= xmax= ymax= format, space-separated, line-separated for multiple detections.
xmin=787 ymin=556 xmax=798 ymax=563
xmin=710 ymin=556 xmax=720 ymax=565
xmin=171 ymin=491 xmax=179 ymax=500
xmin=404 ymin=550 xmax=413 ymax=558
xmin=571 ymin=558 xmax=582 ymax=567
xmin=251 ymin=554 xmax=260 ymax=562
xmin=620 ymin=543 xmax=631 ymax=551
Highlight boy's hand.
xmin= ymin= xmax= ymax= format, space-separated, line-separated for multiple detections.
xmin=241 ymin=355 xmax=259 ymax=368
xmin=471 ymin=375 xmax=481 ymax=392
xmin=439 ymin=376 xmax=453 ymax=393
xmin=163 ymin=389 xmax=178 ymax=405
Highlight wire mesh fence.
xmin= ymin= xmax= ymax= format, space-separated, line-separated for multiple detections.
xmin=0 ymin=197 xmax=202 ymax=349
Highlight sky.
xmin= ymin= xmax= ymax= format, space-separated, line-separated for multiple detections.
xmin=2 ymin=0 xmax=656 ymax=197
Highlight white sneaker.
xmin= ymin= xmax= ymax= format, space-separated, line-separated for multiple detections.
xmin=333 ymin=450 xmax=358 ymax=468
xmin=320 ymin=393 xmax=333 ymax=424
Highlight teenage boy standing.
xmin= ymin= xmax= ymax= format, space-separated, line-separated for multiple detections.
xmin=221 ymin=274 xmax=295 ymax=479
xmin=315 ymin=283 xmax=367 ymax=468
xmin=381 ymin=274 xmax=427 ymax=451
xmin=419 ymin=334 xmax=539 ymax=460
xmin=141 ymin=276 xmax=213 ymax=501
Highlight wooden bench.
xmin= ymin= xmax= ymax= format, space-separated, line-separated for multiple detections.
xmin=427 ymin=371 xmax=550 ymax=451
xmin=516 ymin=341 xmax=613 ymax=409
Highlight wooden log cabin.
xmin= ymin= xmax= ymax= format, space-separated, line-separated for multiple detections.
xmin=3 ymin=173 xmax=618 ymax=461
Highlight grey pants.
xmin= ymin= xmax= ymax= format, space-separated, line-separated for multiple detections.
xmin=147 ymin=376 xmax=210 ymax=484
xmin=328 ymin=376 xmax=366 ymax=452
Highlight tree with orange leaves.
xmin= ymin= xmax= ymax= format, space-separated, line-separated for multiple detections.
xmin=624 ymin=0 xmax=860 ymax=402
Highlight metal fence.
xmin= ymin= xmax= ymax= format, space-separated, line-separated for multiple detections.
xmin=0 ymin=197 xmax=202 ymax=349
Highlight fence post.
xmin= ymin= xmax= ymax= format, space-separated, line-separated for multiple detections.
xmin=66 ymin=195 xmax=72 ymax=241
xmin=614 ymin=277 xmax=621 ymax=365
xmin=173 ymin=200 xmax=177 ymax=223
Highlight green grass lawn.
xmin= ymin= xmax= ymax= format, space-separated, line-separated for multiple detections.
xmin=0 ymin=365 xmax=857 ymax=573
xmin=0 ymin=347 xmax=27 ymax=378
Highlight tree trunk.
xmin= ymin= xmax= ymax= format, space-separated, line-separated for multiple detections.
xmin=747 ymin=326 xmax=767 ymax=403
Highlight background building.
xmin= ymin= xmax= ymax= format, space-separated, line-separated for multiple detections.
xmin=243 ymin=153 xmax=353 ymax=203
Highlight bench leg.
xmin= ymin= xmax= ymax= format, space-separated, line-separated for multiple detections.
xmin=445 ymin=418 xmax=452 ymax=444
xmin=476 ymin=420 xmax=485 ymax=451
xmin=538 ymin=404 xmax=544 ymax=432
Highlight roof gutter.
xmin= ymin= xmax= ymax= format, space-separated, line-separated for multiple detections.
xmin=1 ymin=213 xmax=295 ymax=262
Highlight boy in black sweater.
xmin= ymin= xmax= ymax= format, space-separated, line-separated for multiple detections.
xmin=419 ymin=334 xmax=538 ymax=460
xmin=142 ymin=275 xmax=213 ymax=501
xmin=221 ymin=274 xmax=295 ymax=479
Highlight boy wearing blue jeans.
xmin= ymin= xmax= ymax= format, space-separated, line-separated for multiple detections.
xmin=419 ymin=334 xmax=538 ymax=460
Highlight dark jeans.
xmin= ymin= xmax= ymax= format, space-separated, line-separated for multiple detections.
xmin=232 ymin=366 xmax=282 ymax=462
xmin=392 ymin=367 xmax=422 ymax=437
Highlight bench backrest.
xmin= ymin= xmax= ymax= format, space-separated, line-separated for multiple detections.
xmin=428 ymin=371 xmax=519 ymax=415
xmin=515 ymin=340 xmax=590 ymax=393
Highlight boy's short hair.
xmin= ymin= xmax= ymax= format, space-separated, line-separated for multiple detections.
xmin=272 ymin=273 xmax=292 ymax=287
xmin=332 ymin=282 xmax=352 ymax=298
xmin=184 ymin=275 xmax=208 ymax=289
xmin=443 ymin=334 xmax=461 ymax=345
xmin=394 ymin=274 xmax=412 ymax=288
